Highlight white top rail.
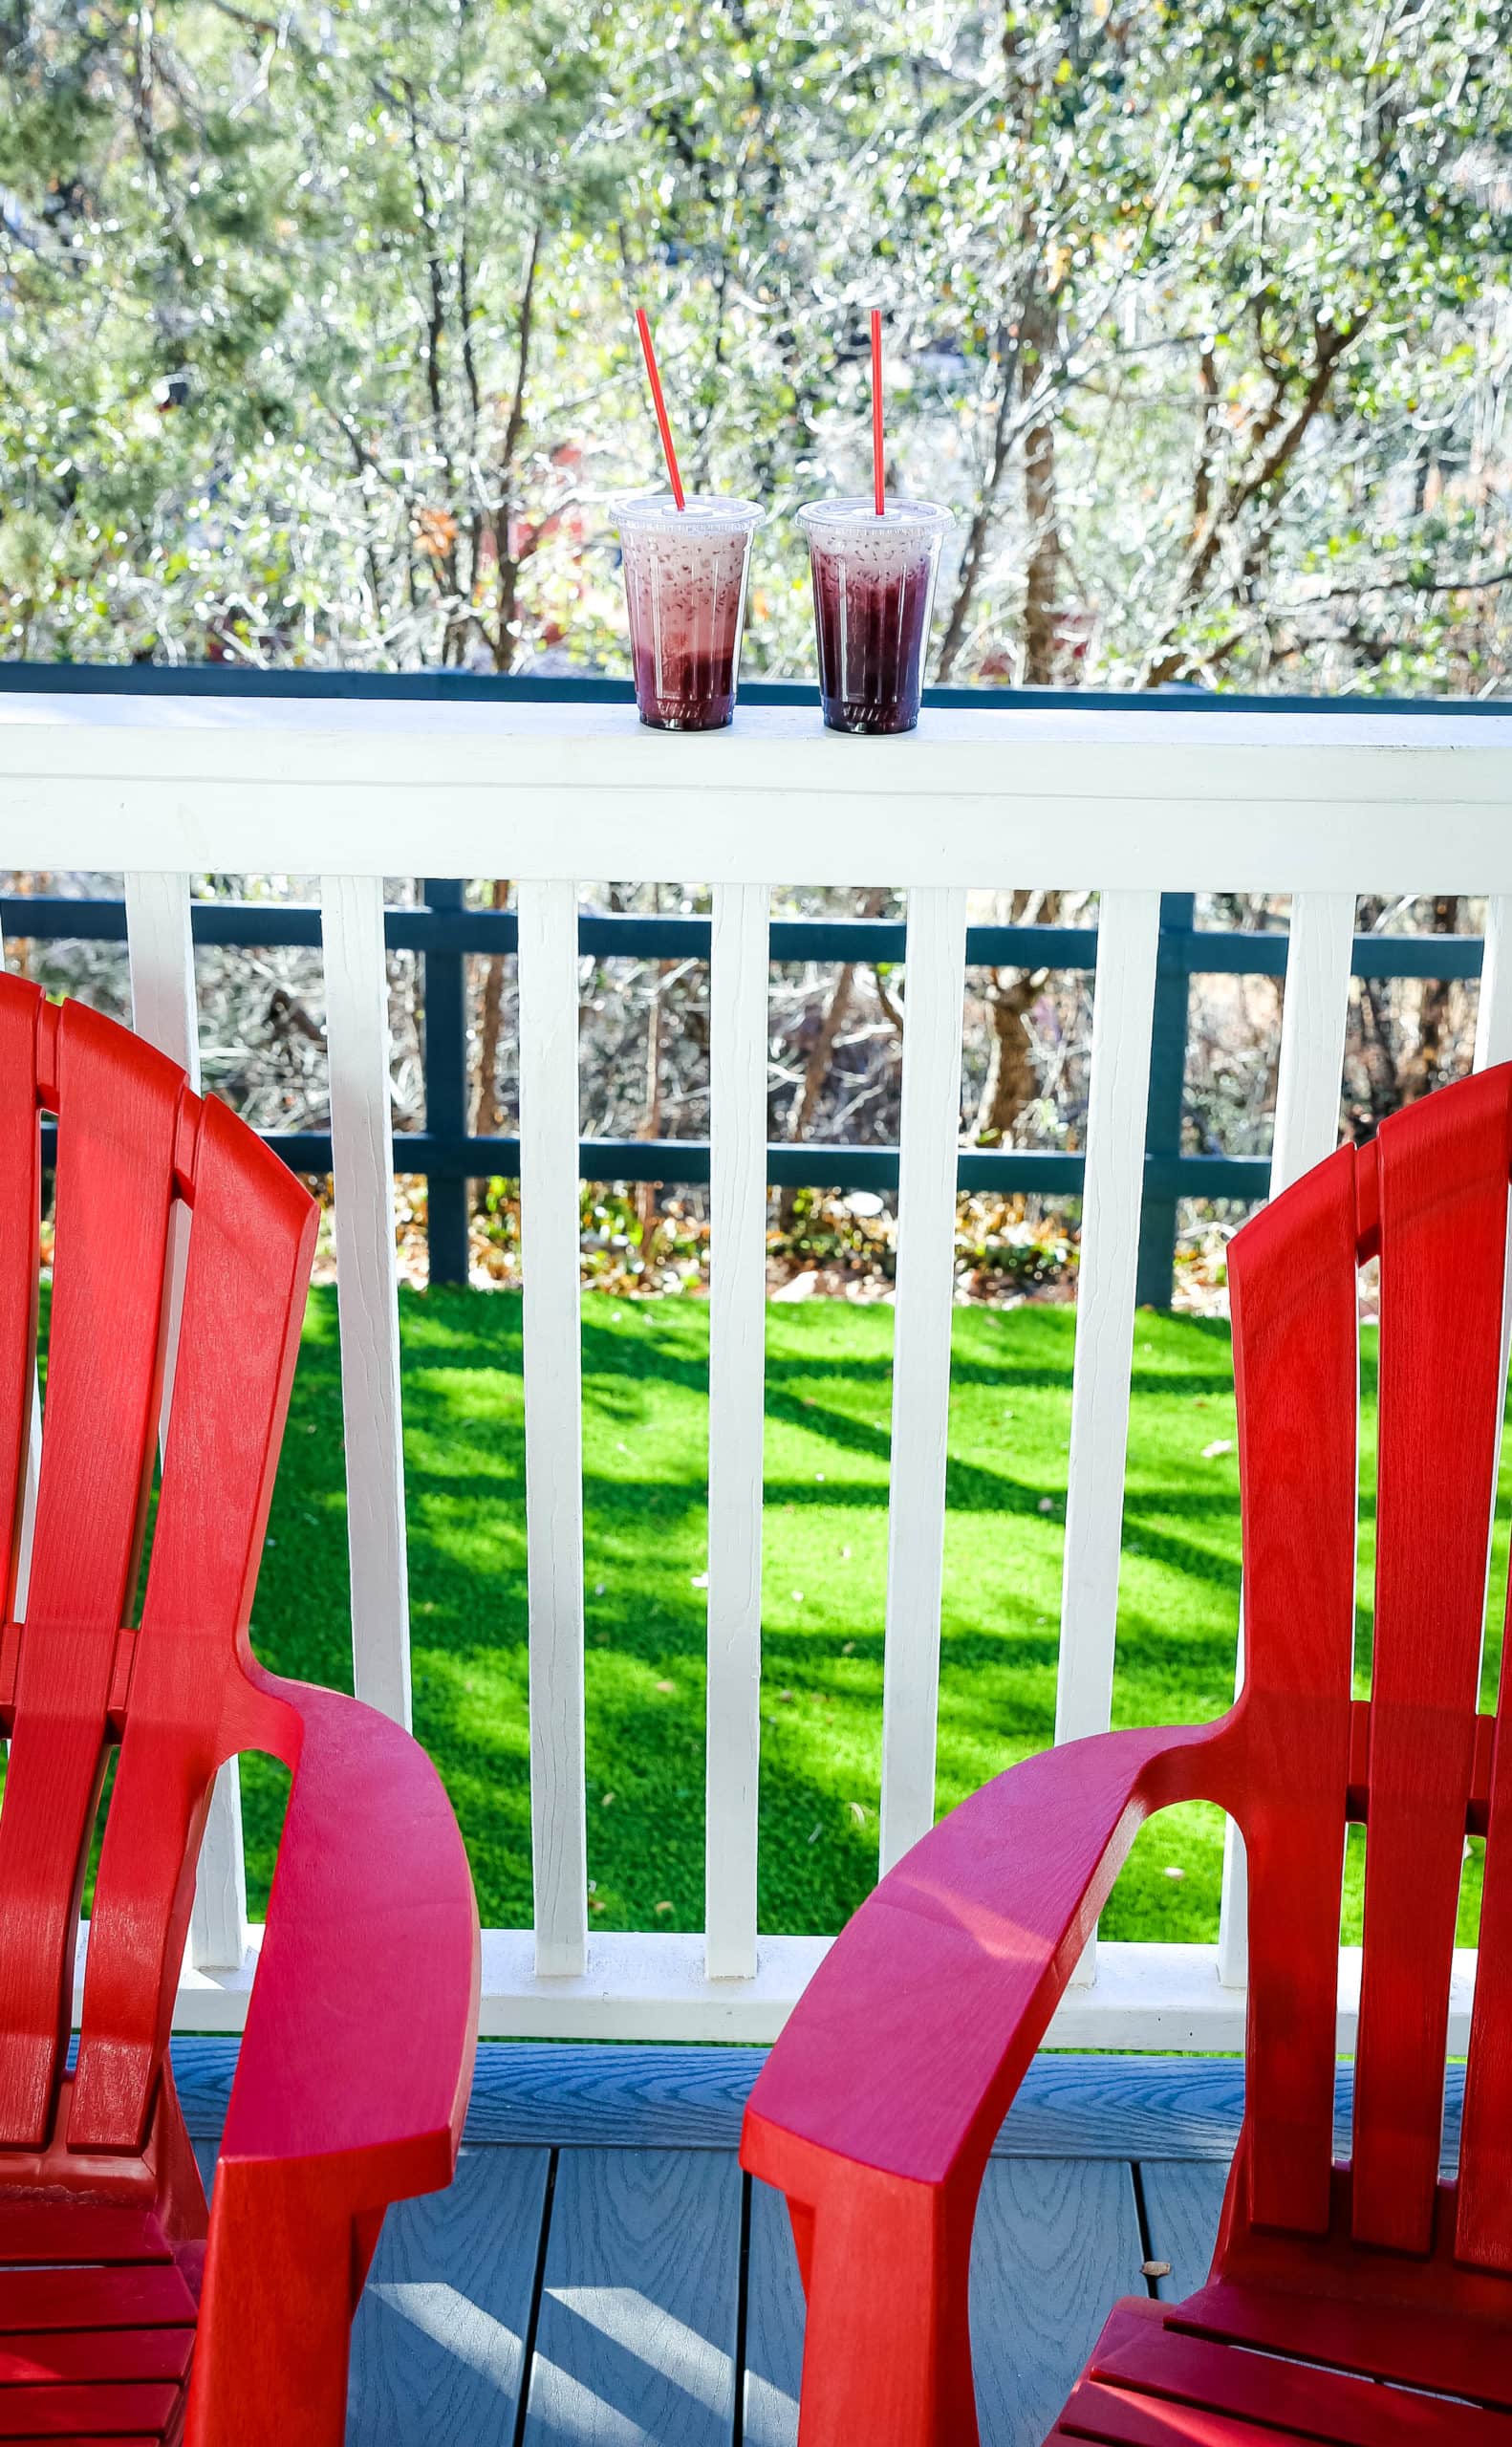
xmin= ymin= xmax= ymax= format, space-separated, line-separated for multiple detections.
xmin=3 ymin=697 xmax=1512 ymax=890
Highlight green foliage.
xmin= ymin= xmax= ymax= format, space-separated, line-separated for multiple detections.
xmin=244 ymin=1288 xmax=1502 ymax=1943
xmin=3 ymin=0 xmax=1510 ymax=685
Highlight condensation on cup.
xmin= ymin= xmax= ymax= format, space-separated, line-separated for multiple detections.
xmin=798 ymin=498 xmax=950 ymax=734
xmin=614 ymin=492 xmax=765 ymax=731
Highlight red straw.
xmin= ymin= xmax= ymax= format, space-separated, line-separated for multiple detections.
xmin=636 ymin=308 xmax=685 ymax=511
xmin=871 ymin=309 xmax=885 ymax=517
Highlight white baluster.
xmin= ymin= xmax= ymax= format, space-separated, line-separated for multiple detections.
xmin=320 ymin=874 xmax=411 ymax=1727
xmin=704 ymin=883 xmax=770 ymax=1979
xmin=517 ymin=879 xmax=588 ymax=1979
xmin=1475 ymin=896 xmax=1512 ymax=1072
xmin=878 ymin=886 xmax=969 ymax=1874
xmin=1056 ymin=889 xmax=1162 ymax=1982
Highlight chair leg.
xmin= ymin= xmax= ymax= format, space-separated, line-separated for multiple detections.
xmin=786 ymin=2160 xmax=982 ymax=2447
xmin=184 ymin=2159 xmax=355 ymax=2447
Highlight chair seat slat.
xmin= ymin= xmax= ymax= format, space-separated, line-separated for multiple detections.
xmin=0 ymin=2267 xmax=196 ymax=2336
xmin=0 ymin=2378 xmax=181 ymax=2436
xmin=1176 ymin=2279 xmax=1512 ymax=2410
xmin=0 ymin=2327 xmax=192 ymax=2386
xmin=1090 ymin=2299 xmax=1512 ymax=2447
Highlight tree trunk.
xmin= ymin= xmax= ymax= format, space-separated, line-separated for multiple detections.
xmin=777 ymin=887 xmax=890 ymax=1229
xmin=980 ymin=295 xmax=1061 ymax=1126
xmin=975 ymin=890 xmax=1061 ymax=1141
xmin=489 ymin=226 xmax=543 ymax=675
xmin=1020 ymin=297 xmax=1062 ymax=688
xmin=636 ymin=948 xmax=667 ymax=1272
xmin=470 ymin=878 xmax=511 ymax=1211
xmin=935 ymin=357 xmax=1018 ymax=682
xmin=1140 ymin=316 xmax=1369 ymax=688
xmin=1399 ymin=896 xmax=1462 ymax=1101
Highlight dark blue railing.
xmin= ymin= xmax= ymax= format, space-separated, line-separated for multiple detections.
xmin=3 ymin=664 xmax=1499 ymax=1301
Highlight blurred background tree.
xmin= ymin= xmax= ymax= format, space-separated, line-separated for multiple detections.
xmin=3 ymin=0 xmax=1509 ymax=688
xmin=3 ymin=0 xmax=1509 ymax=1291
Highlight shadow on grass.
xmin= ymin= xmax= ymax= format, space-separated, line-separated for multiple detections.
xmin=243 ymin=1288 xmax=1265 ymax=1946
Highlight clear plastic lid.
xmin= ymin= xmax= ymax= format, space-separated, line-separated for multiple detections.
xmin=614 ymin=490 xmax=765 ymax=534
xmin=797 ymin=497 xmax=950 ymax=535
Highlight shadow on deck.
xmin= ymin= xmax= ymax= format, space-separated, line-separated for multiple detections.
xmin=173 ymin=2043 xmax=1464 ymax=2447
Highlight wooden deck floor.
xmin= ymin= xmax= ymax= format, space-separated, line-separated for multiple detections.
xmin=171 ymin=2043 xmax=1466 ymax=2447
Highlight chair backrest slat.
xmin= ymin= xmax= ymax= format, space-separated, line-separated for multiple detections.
xmin=0 ymin=991 xmax=182 ymax=2146
xmin=71 ymin=1099 xmax=316 ymax=2150
xmin=1350 ymin=1069 xmax=1512 ymax=2252
xmin=1229 ymin=1142 xmax=1359 ymax=2237
xmin=0 ymin=982 xmax=41 ymax=1615
xmin=1458 ymin=912 xmax=1512 ymax=2268
xmin=1218 ymin=889 xmax=1357 ymax=1994
xmin=1458 ymin=1603 xmax=1512 ymax=2266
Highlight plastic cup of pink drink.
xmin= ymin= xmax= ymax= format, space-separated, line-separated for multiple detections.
xmin=614 ymin=492 xmax=764 ymax=731
xmin=798 ymin=498 xmax=950 ymax=734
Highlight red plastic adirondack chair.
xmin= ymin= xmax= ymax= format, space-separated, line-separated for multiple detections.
xmin=744 ymin=1061 xmax=1512 ymax=2447
xmin=0 ymin=980 xmax=480 ymax=2445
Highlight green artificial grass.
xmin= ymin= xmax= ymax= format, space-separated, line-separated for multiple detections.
xmin=239 ymin=1290 xmax=1503 ymax=1952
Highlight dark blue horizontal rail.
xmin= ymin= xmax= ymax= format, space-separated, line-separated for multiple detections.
xmin=5 ymin=660 xmax=1509 ymax=714
xmin=5 ymin=895 xmax=1470 ymax=1221
xmin=1 ymin=899 xmax=1483 ymax=981
xmin=32 ymin=1117 xmax=1269 ymax=1202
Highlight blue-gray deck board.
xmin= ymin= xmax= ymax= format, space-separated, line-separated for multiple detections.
xmin=521 ymin=2147 xmax=743 ymax=2446
xmin=742 ymin=2178 xmax=805 ymax=2447
xmin=354 ymin=2144 xmax=551 ymax=2445
xmin=1140 ymin=2159 xmax=1230 ymax=2305
xmin=971 ymin=2159 xmax=1146 ymax=2447
xmin=163 ymin=2044 xmax=1439 ymax=2444
xmin=170 ymin=2040 xmax=1464 ymax=2162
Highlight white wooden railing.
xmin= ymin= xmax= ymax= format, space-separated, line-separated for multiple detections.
xmin=3 ymin=692 xmax=1511 ymax=2049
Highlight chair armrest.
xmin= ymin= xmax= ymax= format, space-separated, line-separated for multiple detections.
xmin=739 ymin=1721 xmax=1232 ymax=2447
xmin=745 ymin=1720 xmax=1227 ymax=2191
xmin=186 ymin=1677 xmax=480 ymax=2447
xmin=223 ymin=1675 xmax=480 ymax=2183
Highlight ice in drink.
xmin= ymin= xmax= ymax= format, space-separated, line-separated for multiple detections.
xmin=615 ymin=492 xmax=763 ymax=731
xmin=799 ymin=499 xmax=949 ymax=734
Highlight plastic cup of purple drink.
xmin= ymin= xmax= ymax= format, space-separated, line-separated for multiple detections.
xmin=614 ymin=492 xmax=764 ymax=731
xmin=798 ymin=498 xmax=950 ymax=734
